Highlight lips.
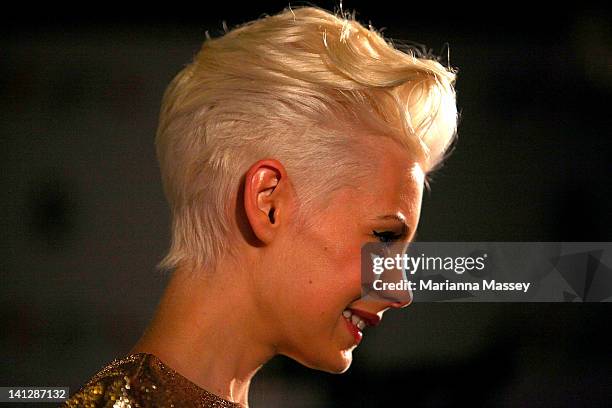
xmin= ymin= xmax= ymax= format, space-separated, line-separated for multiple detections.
xmin=348 ymin=308 xmax=381 ymax=327
xmin=343 ymin=318 xmax=363 ymax=345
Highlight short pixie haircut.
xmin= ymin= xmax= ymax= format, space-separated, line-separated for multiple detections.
xmin=156 ymin=6 xmax=458 ymax=272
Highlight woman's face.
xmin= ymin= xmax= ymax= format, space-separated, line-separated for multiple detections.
xmin=259 ymin=138 xmax=425 ymax=373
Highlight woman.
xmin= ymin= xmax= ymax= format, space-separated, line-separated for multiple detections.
xmin=64 ymin=6 xmax=457 ymax=407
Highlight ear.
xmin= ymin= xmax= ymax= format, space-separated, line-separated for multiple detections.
xmin=243 ymin=159 xmax=289 ymax=244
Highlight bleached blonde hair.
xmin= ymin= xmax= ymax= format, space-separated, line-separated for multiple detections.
xmin=156 ymin=6 xmax=458 ymax=272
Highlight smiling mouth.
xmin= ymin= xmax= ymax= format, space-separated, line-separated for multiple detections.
xmin=343 ymin=309 xmax=367 ymax=330
xmin=342 ymin=308 xmax=381 ymax=345
xmin=347 ymin=308 xmax=382 ymax=327
xmin=342 ymin=309 xmax=364 ymax=344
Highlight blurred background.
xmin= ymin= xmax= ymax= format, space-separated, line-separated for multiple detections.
xmin=1 ymin=1 xmax=610 ymax=406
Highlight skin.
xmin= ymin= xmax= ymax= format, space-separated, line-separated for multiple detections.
xmin=132 ymin=136 xmax=426 ymax=407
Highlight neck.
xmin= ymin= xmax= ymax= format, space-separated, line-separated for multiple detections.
xmin=131 ymin=264 xmax=275 ymax=407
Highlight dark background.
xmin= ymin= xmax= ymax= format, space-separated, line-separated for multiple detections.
xmin=1 ymin=1 xmax=611 ymax=406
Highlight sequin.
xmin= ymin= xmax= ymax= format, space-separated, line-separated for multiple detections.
xmin=63 ymin=353 xmax=244 ymax=407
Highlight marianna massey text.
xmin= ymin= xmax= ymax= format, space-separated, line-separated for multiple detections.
xmin=373 ymin=279 xmax=531 ymax=293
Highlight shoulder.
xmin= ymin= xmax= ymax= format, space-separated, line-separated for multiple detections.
xmin=63 ymin=353 xmax=154 ymax=407
xmin=64 ymin=352 xmax=243 ymax=408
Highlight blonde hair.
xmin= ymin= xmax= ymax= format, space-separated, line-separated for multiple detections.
xmin=155 ymin=6 xmax=458 ymax=272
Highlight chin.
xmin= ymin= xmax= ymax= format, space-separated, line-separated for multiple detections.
xmin=292 ymin=348 xmax=354 ymax=374
xmin=324 ymin=361 xmax=352 ymax=374
xmin=322 ymin=348 xmax=355 ymax=374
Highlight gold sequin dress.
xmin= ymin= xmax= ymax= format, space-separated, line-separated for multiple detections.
xmin=63 ymin=353 xmax=244 ymax=407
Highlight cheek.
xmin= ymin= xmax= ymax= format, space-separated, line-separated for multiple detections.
xmin=284 ymin=241 xmax=361 ymax=317
xmin=305 ymin=245 xmax=362 ymax=312
xmin=280 ymin=213 xmax=364 ymax=317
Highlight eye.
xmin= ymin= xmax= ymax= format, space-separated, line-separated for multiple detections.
xmin=372 ymin=230 xmax=404 ymax=243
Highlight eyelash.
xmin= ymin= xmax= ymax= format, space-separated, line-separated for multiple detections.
xmin=372 ymin=230 xmax=404 ymax=243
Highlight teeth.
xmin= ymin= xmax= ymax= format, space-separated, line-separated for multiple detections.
xmin=343 ymin=309 xmax=366 ymax=331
